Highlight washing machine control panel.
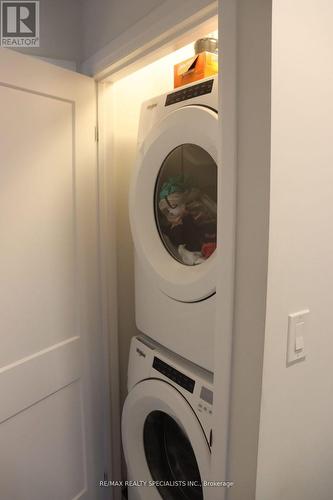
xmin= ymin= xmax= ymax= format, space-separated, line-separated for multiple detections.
xmin=153 ymin=356 xmax=195 ymax=393
xmin=165 ymin=79 xmax=214 ymax=106
xmin=130 ymin=336 xmax=214 ymax=442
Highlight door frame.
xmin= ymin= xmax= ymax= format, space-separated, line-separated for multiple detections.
xmin=94 ymin=1 xmax=226 ymax=500
xmin=96 ymin=81 xmax=122 ymax=499
xmin=95 ymin=3 xmax=236 ymax=500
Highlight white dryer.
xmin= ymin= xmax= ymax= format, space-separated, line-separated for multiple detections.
xmin=129 ymin=77 xmax=218 ymax=371
xmin=122 ymin=335 xmax=214 ymax=500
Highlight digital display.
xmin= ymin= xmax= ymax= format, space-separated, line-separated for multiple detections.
xmin=165 ymin=79 xmax=214 ymax=106
xmin=153 ymin=357 xmax=195 ymax=393
xmin=200 ymin=386 xmax=213 ymax=405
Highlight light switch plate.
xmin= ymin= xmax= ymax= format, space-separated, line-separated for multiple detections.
xmin=287 ymin=309 xmax=309 ymax=364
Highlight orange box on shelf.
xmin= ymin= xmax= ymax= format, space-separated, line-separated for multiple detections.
xmin=174 ymin=51 xmax=218 ymax=88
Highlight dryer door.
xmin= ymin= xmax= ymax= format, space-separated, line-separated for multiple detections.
xmin=130 ymin=105 xmax=218 ymax=303
xmin=122 ymin=379 xmax=211 ymax=500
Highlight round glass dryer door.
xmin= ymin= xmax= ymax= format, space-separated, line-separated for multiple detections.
xmin=130 ymin=105 xmax=218 ymax=302
xmin=155 ymin=144 xmax=217 ymax=266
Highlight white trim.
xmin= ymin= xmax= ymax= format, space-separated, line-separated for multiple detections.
xmin=71 ymin=489 xmax=87 ymax=500
xmin=0 ymin=335 xmax=79 ymax=376
xmin=80 ymin=0 xmax=218 ymax=80
xmin=0 ymin=337 xmax=81 ymax=424
xmin=97 ymin=80 xmax=123 ymax=497
xmin=38 ymin=57 xmax=77 ymax=71
xmin=211 ymin=1 xmax=236 ymax=499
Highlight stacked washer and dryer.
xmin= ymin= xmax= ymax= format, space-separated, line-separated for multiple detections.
xmin=122 ymin=76 xmax=218 ymax=500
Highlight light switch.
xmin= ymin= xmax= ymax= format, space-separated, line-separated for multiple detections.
xmin=287 ymin=309 xmax=309 ymax=364
xmin=295 ymin=332 xmax=304 ymax=351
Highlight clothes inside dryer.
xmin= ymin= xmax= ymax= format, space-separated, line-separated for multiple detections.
xmin=155 ymin=144 xmax=217 ymax=266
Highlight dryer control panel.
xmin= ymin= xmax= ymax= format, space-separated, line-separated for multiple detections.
xmin=165 ymin=79 xmax=214 ymax=106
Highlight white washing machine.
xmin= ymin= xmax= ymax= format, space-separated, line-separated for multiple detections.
xmin=122 ymin=335 xmax=214 ymax=500
xmin=129 ymin=76 xmax=218 ymax=371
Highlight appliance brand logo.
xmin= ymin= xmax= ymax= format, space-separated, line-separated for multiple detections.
xmin=1 ymin=1 xmax=39 ymax=47
xmin=136 ymin=347 xmax=146 ymax=358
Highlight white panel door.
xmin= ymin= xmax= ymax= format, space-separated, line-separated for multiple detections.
xmin=0 ymin=48 xmax=110 ymax=500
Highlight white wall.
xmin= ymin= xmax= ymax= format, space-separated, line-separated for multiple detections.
xmin=256 ymin=1 xmax=333 ymax=498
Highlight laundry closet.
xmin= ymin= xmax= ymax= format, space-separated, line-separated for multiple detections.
xmin=97 ymin=3 xmax=274 ymax=498
xmin=106 ymin=27 xmax=218 ymax=404
xmin=100 ymin=19 xmax=224 ymax=499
